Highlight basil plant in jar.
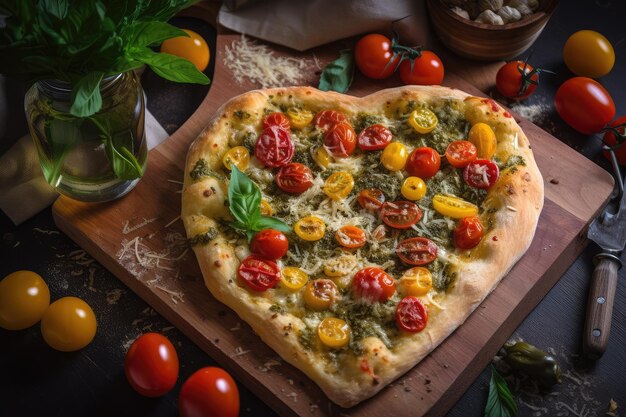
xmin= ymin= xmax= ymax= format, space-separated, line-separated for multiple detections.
xmin=0 ymin=0 xmax=209 ymax=202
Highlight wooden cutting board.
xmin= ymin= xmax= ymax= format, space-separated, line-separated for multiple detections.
xmin=52 ymin=23 xmax=614 ymax=417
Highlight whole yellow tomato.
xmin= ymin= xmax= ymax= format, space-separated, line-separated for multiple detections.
xmin=0 ymin=270 xmax=50 ymax=330
xmin=41 ymin=296 xmax=97 ymax=351
xmin=160 ymin=29 xmax=210 ymax=72
xmin=563 ymin=30 xmax=614 ymax=78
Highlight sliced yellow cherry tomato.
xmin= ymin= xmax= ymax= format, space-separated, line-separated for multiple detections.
xmin=280 ymin=267 xmax=309 ymax=290
xmin=380 ymin=142 xmax=408 ymax=172
xmin=259 ymin=199 xmax=273 ymax=216
xmin=303 ymin=279 xmax=338 ymax=310
xmin=400 ymin=267 xmax=433 ymax=296
xmin=432 ymin=194 xmax=479 ymax=219
xmin=287 ymin=107 xmax=314 ymax=129
xmin=318 ymin=317 xmax=350 ymax=348
xmin=222 ymin=146 xmax=250 ymax=170
xmin=323 ymin=254 xmax=357 ymax=277
xmin=323 ymin=171 xmax=354 ymax=200
xmin=294 ymin=216 xmax=326 ymax=241
xmin=468 ymin=123 xmax=497 ymax=160
xmin=401 ymin=176 xmax=427 ymax=201
xmin=408 ymin=108 xmax=438 ymax=134
xmin=313 ymin=146 xmax=332 ymax=168
xmin=0 ymin=270 xmax=50 ymax=330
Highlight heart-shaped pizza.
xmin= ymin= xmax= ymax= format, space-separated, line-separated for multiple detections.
xmin=181 ymin=86 xmax=543 ymax=408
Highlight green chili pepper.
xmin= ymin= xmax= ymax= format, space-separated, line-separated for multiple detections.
xmin=503 ymin=342 xmax=561 ymax=388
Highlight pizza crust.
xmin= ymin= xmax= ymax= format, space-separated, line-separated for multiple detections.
xmin=181 ymin=86 xmax=543 ymax=408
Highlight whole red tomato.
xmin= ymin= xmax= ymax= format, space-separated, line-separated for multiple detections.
xmin=354 ymin=34 xmax=400 ymax=79
xmin=496 ymin=61 xmax=539 ymax=99
xmin=250 ymin=229 xmax=289 ymax=260
xmin=398 ymin=51 xmax=444 ymax=85
xmin=124 ymin=333 xmax=179 ymax=397
xmin=179 ymin=367 xmax=240 ymax=417
xmin=602 ymin=116 xmax=626 ymax=166
xmin=555 ymin=77 xmax=615 ymax=134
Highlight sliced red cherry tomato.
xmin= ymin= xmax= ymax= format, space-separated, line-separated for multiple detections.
xmin=463 ymin=159 xmax=499 ymax=189
xmin=554 ymin=77 xmax=615 ymax=135
xmin=354 ymin=34 xmax=400 ymax=79
xmin=454 ymin=216 xmax=484 ymax=249
xmin=357 ymin=188 xmax=386 ymax=211
xmin=406 ymin=147 xmax=441 ymax=180
xmin=263 ymin=112 xmax=290 ymax=131
xmin=357 ymin=124 xmax=393 ymax=151
xmin=237 ymin=256 xmax=280 ymax=291
xmin=324 ymin=121 xmax=357 ymax=158
xmin=335 ymin=225 xmax=367 ymax=248
xmin=179 ymin=367 xmax=239 ymax=417
xmin=313 ymin=110 xmax=348 ymax=131
xmin=445 ymin=140 xmax=477 ymax=168
xmin=125 ymin=333 xmax=179 ymax=397
xmin=496 ymin=61 xmax=541 ymax=100
xmin=254 ymin=126 xmax=294 ymax=168
xmin=275 ymin=163 xmax=313 ymax=194
xmin=602 ymin=116 xmax=626 ymax=166
xmin=352 ymin=267 xmax=396 ymax=302
xmin=398 ymin=51 xmax=444 ymax=85
xmin=250 ymin=229 xmax=289 ymax=260
xmin=395 ymin=296 xmax=428 ymax=333
xmin=380 ymin=201 xmax=422 ymax=229
xmin=396 ymin=237 xmax=438 ymax=265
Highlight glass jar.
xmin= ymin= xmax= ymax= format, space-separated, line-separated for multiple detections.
xmin=24 ymin=71 xmax=147 ymax=202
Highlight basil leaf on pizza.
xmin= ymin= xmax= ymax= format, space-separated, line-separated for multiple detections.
xmin=182 ymin=86 xmax=543 ymax=408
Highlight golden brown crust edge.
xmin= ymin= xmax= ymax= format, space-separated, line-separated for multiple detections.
xmin=181 ymin=86 xmax=544 ymax=408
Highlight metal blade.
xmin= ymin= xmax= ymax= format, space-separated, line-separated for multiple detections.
xmin=588 ymin=182 xmax=626 ymax=253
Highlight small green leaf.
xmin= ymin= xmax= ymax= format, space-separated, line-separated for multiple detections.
xmin=44 ymin=117 xmax=82 ymax=185
xmin=255 ymin=216 xmax=291 ymax=233
xmin=127 ymin=21 xmax=187 ymax=48
xmin=228 ymin=165 xmax=261 ymax=225
xmin=70 ymin=72 xmax=104 ymax=117
xmin=42 ymin=0 xmax=69 ymax=19
xmin=318 ymin=49 xmax=354 ymax=93
xmin=485 ymin=367 xmax=517 ymax=417
xmin=131 ymin=47 xmax=209 ymax=84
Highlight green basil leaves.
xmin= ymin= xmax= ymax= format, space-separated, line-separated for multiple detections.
xmin=485 ymin=366 xmax=517 ymax=417
xmin=318 ymin=49 xmax=355 ymax=94
xmin=228 ymin=166 xmax=290 ymax=241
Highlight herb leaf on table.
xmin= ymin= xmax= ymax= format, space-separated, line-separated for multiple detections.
xmin=318 ymin=49 xmax=355 ymax=93
xmin=485 ymin=366 xmax=517 ymax=417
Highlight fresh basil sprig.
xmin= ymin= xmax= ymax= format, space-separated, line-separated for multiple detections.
xmin=318 ymin=49 xmax=355 ymax=94
xmin=485 ymin=366 xmax=518 ymax=417
xmin=228 ymin=165 xmax=290 ymax=241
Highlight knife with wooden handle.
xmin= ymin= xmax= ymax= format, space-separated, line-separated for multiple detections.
xmin=583 ymin=177 xmax=625 ymax=358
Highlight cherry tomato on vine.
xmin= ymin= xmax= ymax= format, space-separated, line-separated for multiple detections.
xmin=263 ymin=112 xmax=290 ymax=131
xmin=406 ymin=147 xmax=441 ymax=180
xmin=352 ymin=267 xmax=396 ymax=302
xmin=602 ymin=116 xmax=626 ymax=166
xmin=160 ymin=29 xmax=210 ymax=72
xmin=357 ymin=188 xmax=386 ymax=211
xmin=396 ymin=296 xmax=428 ymax=333
xmin=357 ymin=124 xmax=393 ymax=150
xmin=563 ymin=30 xmax=615 ymax=78
xmin=41 ymin=297 xmax=97 ymax=352
xmin=313 ymin=110 xmax=348 ymax=131
xmin=125 ymin=333 xmax=179 ymax=397
xmin=496 ymin=61 xmax=541 ymax=100
xmin=555 ymin=77 xmax=615 ymax=135
xmin=255 ymin=126 xmax=294 ymax=167
xmin=275 ymin=163 xmax=313 ymax=194
xmin=398 ymin=51 xmax=444 ymax=85
xmin=454 ymin=216 xmax=484 ymax=249
xmin=354 ymin=34 xmax=400 ymax=79
xmin=179 ymin=367 xmax=239 ymax=417
xmin=324 ymin=121 xmax=357 ymax=157
xmin=0 ymin=270 xmax=49 ymax=330
xmin=463 ymin=159 xmax=499 ymax=189
xmin=237 ymin=256 xmax=280 ymax=291
xmin=396 ymin=237 xmax=438 ymax=266
xmin=250 ymin=229 xmax=289 ymax=260
xmin=380 ymin=201 xmax=422 ymax=229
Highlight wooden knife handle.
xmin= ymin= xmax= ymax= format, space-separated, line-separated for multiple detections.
xmin=583 ymin=254 xmax=621 ymax=359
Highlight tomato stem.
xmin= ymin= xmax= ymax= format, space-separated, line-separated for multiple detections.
xmin=389 ymin=31 xmax=423 ymax=74
xmin=516 ymin=58 xmax=556 ymax=98
xmin=601 ymin=122 xmax=626 ymax=150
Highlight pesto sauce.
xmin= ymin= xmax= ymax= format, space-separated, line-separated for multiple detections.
xmin=332 ymin=299 xmax=398 ymax=350
xmin=189 ymin=158 xmax=226 ymax=181
xmin=189 ymin=227 xmax=219 ymax=246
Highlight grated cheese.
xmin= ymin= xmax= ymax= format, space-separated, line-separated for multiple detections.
xmin=223 ymin=35 xmax=317 ymax=88
xmin=122 ymin=217 xmax=158 ymax=234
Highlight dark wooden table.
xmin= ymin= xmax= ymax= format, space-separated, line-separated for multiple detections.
xmin=1 ymin=3 xmax=626 ymax=416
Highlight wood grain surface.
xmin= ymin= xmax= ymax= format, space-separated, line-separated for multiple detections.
xmin=52 ymin=26 xmax=614 ymax=417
